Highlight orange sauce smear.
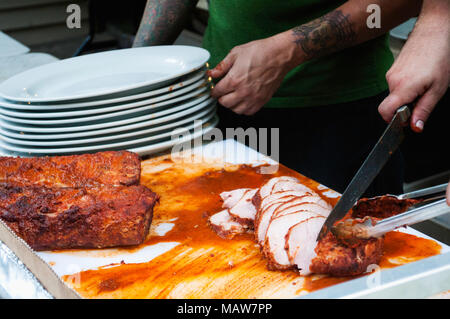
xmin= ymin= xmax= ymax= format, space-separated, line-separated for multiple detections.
xmin=61 ymin=157 xmax=442 ymax=298
xmin=300 ymin=231 xmax=441 ymax=293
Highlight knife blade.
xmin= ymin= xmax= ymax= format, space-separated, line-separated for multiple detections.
xmin=317 ymin=105 xmax=411 ymax=241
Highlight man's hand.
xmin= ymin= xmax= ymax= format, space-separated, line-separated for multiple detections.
xmin=378 ymin=0 xmax=450 ymax=132
xmin=209 ymin=35 xmax=300 ymax=115
xmin=209 ymin=0 xmax=422 ymax=116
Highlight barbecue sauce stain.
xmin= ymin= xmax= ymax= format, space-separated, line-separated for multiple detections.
xmin=380 ymin=231 xmax=441 ymax=268
xmin=61 ymin=157 xmax=442 ymax=298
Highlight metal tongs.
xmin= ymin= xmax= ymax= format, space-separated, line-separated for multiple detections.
xmin=333 ymin=183 xmax=449 ymax=240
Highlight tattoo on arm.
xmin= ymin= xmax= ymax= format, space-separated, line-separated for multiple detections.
xmin=133 ymin=0 xmax=196 ymax=47
xmin=292 ymin=10 xmax=357 ymax=59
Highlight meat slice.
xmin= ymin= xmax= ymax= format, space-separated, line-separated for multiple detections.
xmin=220 ymin=188 xmax=254 ymax=209
xmin=256 ymin=194 xmax=329 ymax=245
xmin=259 ymin=190 xmax=312 ymax=211
xmin=208 ymin=209 xmax=249 ymax=239
xmin=227 ymin=189 xmax=258 ymax=226
xmin=259 ymin=176 xmax=301 ymax=198
xmin=272 ymin=195 xmax=331 ymax=215
xmin=211 ymin=175 xmax=384 ymax=277
xmin=0 ymin=184 xmax=158 ymax=251
xmin=256 ymin=200 xmax=313 ymax=245
xmin=271 ymin=180 xmax=313 ymax=195
xmin=0 ymin=151 xmax=141 ymax=188
xmin=263 ymin=211 xmax=321 ymax=270
xmin=273 ymin=202 xmax=330 ymax=219
xmin=286 ymin=216 xmax=326 ymax=275
xmin=255 ymin=195 xmax=307 ymax=245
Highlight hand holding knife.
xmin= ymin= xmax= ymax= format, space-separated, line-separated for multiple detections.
xmin=317 ymin=105 xmax=411 ymax=241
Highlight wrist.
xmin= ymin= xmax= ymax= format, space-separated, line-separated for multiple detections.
xmin=270 ymin=31 xmax=307 ymax=70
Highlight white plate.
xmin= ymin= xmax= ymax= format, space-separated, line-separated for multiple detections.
xmin=1 ymin=106 xmax=216 ymax=147
xmin=0 ymin=70 xmax=207 ymax=111
xmin=0 ymin=115 xmax=218 ymax=156
xmin=0 ymin=98 xmax=216 ymax=140
xmin=129 ymin=116 xmax=218 ymax=157
xmin=0 ymin=109 xmax=216 ymax=152
xmin=0 ymin=95 xmax=214 ymax=133
xmin=0 ymin=46 xmax=210 ymax=103
xmin=0 ymin=85 xmax=208 ymax=125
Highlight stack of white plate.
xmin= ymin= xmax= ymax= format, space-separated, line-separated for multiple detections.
xmin=0 ymin=46 xmax=218 ymax=157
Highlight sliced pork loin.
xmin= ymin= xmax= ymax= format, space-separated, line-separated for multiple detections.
xmin=208 ymin=209 xmax=249 ymax=239
xmin=259 ymin=190 xmax=312 ymax=212
xmin=255 ymin=190 xmax=312 ymax=234
xmin=263 ymin=211 xmax=322 ymax=270
xmin=227 ymin=189 xmax=258 ymax=226
xmin=256 ymin=199 xmax=328 ymax=246
xmin=259 ymin=176 xmax=313 ymax=199
xmin=208 ymin=188 xmax=258 ymax=239
xmin=210 ymin=176 xmax=383 ymax=277
xmin=255 ymin=185 xmax=331 ymax=246
xmin=221 ymin=188 xmax=253 ymax=209
xmin=271 ymin=180 xmax=313 ymax=195
xmin=286 ymin=216 xmax=326 ymax=275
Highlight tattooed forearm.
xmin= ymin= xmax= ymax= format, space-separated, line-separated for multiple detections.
xmin=133 ymin=0 xmax=196 ymax=47
xmin=292 ymin=10 xmax=357 ymax=59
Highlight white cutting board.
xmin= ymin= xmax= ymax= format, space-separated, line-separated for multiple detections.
xmin=35 ymin=139 xmax=449 ymax=277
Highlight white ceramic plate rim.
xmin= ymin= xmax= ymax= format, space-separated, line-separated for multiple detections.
xmin=1 ymin=106 xmax=216 ymax=146
xmin=0 ymin=85 xmax=208 ymax=124
xmin=129 ymin=116 xmax=218 ymax=157
xmin=0 ymin=115 xmax=218 ymax=155
xmin=0 ymin=70 xmax=206 ymax=111
xmin=0 ymin=111 xmax=217 ymax=153
xmin=0 ymin=46 xmax=210 ymax=103
xmin=0 ymin=95 xmax=213 ymax=133
xmin=0 ymin=98 xmax=215 ymax=139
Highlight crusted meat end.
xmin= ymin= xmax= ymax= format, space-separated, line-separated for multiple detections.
xmin=352 ymin=196 xmax=420 ymax=219
xmin=0 ymin=151 xmax=141 ymax=188
xmin=0 ymin=184 xmax=158 ymax=251
xmin=310 ymin=232 xmax=384 ymax=277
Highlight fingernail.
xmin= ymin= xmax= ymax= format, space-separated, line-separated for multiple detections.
xmin=415 ymin=120 xmax=424 ymax=131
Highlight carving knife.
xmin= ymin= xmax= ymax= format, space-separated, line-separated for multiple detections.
xmin=317 ymin=105 xmax=411 ymax=241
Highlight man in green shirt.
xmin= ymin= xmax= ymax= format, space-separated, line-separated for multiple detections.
xmin=133 ymin=0 xmax=422 ymax=196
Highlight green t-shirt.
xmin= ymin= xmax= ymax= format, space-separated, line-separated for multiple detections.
xmin=202 ymin=0 xmax=394 ymax=108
